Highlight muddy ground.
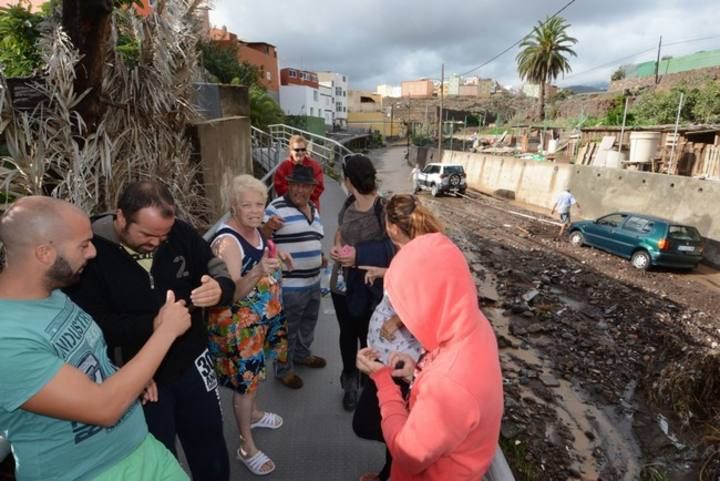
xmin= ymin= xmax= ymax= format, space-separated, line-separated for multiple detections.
xmin=423 ymin=191 xmax=720 ymax=481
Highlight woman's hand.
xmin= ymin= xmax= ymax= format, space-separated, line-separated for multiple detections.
xmin=332 ymin=245 xmax=356 ymax=267
xmin=387 ymin=352 xmax=416 ymax=383
xmin=356 ymin=347 xmax=386 ymax=375
xmin=380 ymin=315 xmax=402 ymax=341
xmin=258 ymin=248 xmax=281 ymax=276
xmin=359 ymin=266 xmax=387 ymax=285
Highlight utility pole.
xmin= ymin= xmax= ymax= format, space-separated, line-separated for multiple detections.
xmin=438 ymin=63 xmax=444 ymax=156
xmin=655 ymin=36 xmax=663 ymax=85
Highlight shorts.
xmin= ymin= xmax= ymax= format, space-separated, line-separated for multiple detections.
xmin=559 ymin=212 xmax=571 ymax=224
xmin=92 ymin=434 xmax=189 ymax=481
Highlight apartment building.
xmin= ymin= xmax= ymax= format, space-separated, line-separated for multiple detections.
xmin=316 ymin=71 xmax=349 ymax=129
xmin=279 ymin=68 xmax=324 ymax=118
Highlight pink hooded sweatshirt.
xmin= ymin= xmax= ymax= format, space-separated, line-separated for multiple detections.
xmin=370 ymin=233 xmax=503 ymax=481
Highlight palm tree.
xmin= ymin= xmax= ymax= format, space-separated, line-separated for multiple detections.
xmin=517 ymin=16 xmax=577 ymax=121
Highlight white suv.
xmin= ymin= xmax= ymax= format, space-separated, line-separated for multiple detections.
xmin=413 ymin=163 xmax=467 ymax=196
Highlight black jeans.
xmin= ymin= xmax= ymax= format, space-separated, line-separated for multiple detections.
xmin=143 ymin=360 xmax=229 ymax=481
xmin=331 ymin=292 xmax=372 ymax=377
xmin=353 ymin=378 xmax=410 ymax=481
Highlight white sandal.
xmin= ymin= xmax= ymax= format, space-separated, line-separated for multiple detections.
xmin=237 ymin=447 xmax=276 ymax=476
xmin=250 ymin=411 xmax=284 ymax=430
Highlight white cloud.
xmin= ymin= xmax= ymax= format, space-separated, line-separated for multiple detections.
xmin=210 ymin=0 xmax=720 ymax=89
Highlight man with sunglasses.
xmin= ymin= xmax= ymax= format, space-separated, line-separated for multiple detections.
xmin=272 ymin=135 xmax=325 ymax=218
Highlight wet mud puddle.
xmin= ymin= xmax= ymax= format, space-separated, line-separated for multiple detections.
xmin=468 ymin=248 xmax=644 ymax=481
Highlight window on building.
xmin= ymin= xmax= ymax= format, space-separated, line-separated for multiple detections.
xmin=342 ymin=75 xmax=346 ymax=82
xmin=336 ymin=103 xmax=342 ymax=112
xmin=343 ymin=106 xmax=347 ymax=112
xmin=289 ymin=70 xmax=297 ymax=78
xmin=335 ymin=87 xmax=342 ymax=96
xmin=266 ymin=71 xmax=271 ymax=81
xmin=343 ymin=91 xmax=346 ymax=97
xmin=313 ymin=91 xmax=318 ymax=101
xmin=310 ymin=107 xmax=314 ymax=116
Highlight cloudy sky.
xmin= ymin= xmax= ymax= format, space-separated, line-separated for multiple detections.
xmin=210 ymin=0 xmax=720 ymax=90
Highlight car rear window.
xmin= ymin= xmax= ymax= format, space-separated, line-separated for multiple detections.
xmin=443 ymin=165 xmax=465 ymax=174
xmin=623 ymin=216 xmax=655 ymax=233
xmin=669 ymin=225 xmax=702 ymax=241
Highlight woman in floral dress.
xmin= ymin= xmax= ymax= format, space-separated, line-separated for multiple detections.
xmin=208 ymin=175 xmax=292 ymax=476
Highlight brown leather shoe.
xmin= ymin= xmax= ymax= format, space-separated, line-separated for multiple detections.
xmin=278 ymin=373 xmax=303 ymax=389
xmin=294 ymin=355 xmax=327 ymax=368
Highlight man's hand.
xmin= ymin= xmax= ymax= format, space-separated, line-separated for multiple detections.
xmin=141 ymin=380 xmax=158 ymax=405
xmin=191 ymin=275 xmax=222 ymax=307
xmin=278 ymin=250 xmax=294 ymax=271
xmin=153 ymin=290 xmax=191 ymax=337
xmin=356 ymin=347 xmax=385 ymax=375
xmin=265 ymin=215 xmax=284 ymax=232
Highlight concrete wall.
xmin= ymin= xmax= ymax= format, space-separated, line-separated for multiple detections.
xmin=192 ymin=117 xmax=252 ymax=219
xmin=442 ymin=150 xmax=720 ymax=264
xmin=568 ymin=165 xmax=720 ymax=240
xmin=442 ymin=151 xmax=571 ymax=210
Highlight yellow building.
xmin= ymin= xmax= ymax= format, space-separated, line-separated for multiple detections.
xmin=347 ymin=111 xmax=403 ymax=138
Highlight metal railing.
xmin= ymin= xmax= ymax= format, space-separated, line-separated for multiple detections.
xmin=204 ymin=124 xmax=355 ymax=241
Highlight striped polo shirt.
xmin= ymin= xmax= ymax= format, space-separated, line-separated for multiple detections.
xmin=264 ymin=196 xmax=324 ymax=291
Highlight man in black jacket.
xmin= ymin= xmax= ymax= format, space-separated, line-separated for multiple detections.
xmin=66 ymin=181 xmax=233 ymax=481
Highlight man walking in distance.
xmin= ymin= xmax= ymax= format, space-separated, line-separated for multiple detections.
xmin=551 ymin=187 xmax=581 ymax=237
xmin=66 ymin=181 xmax=234 ymax=481
xmin=0 ymin=196 xmax=191 ymax=481
xmin=272 ymin=134 xmax=325 ymax=213
xmin=263 ymin=165 xmax=326 ymax=389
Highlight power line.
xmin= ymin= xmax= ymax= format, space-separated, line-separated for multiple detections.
xmin=458 ymin=0 xmax=578 ymax=77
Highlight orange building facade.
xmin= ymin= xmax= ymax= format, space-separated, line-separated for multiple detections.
xmin=208 ymin=27 xmax=279 ymax=95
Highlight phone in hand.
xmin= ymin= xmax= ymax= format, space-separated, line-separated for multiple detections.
xmin=267 ymin=239 xmax=277 ymax=258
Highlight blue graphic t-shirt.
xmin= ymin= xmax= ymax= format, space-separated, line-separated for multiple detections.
xmin=0 ymin=290 xmax=147 ymax=481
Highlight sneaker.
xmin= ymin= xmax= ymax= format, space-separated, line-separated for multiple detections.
xmin=294 ymin=355 xmax=327 ymax=368
xmin=278 ymin=373 xmax=303 ymax=389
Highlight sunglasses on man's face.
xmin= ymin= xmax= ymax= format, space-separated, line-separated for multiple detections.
xmin=292 ymin=148 xmax=307 ymax=153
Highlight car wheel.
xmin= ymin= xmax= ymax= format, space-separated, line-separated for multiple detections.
xmin=449 ymin=174 xmax=461 ymax=187
xmin=569 ymin=231 xmax=584 ymax=247
xmin=431 ymin=184 xmax=440 ymax=197
xmin=631 ymin=250 xmax=651 ymax=270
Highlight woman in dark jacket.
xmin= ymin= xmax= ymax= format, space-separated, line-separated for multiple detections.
xmin=329 ymin=154 xmax=394 ymax=411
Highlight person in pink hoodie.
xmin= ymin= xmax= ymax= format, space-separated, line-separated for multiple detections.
xmin=356 ymin=232 xmax=504 ymax=481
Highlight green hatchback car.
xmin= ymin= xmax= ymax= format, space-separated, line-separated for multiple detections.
xmin=568 ymin=212 xmax=704 ymax=270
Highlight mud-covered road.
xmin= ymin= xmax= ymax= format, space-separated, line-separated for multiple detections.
xmin=423 ymin=191 xmax=720 ymax=481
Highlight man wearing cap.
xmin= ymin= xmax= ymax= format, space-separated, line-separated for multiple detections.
xmin=263 ymin=165 xmax=326 ymax=389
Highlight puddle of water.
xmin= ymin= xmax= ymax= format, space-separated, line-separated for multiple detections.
xmin=486 ymin=307 xmax=643 ymax=481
